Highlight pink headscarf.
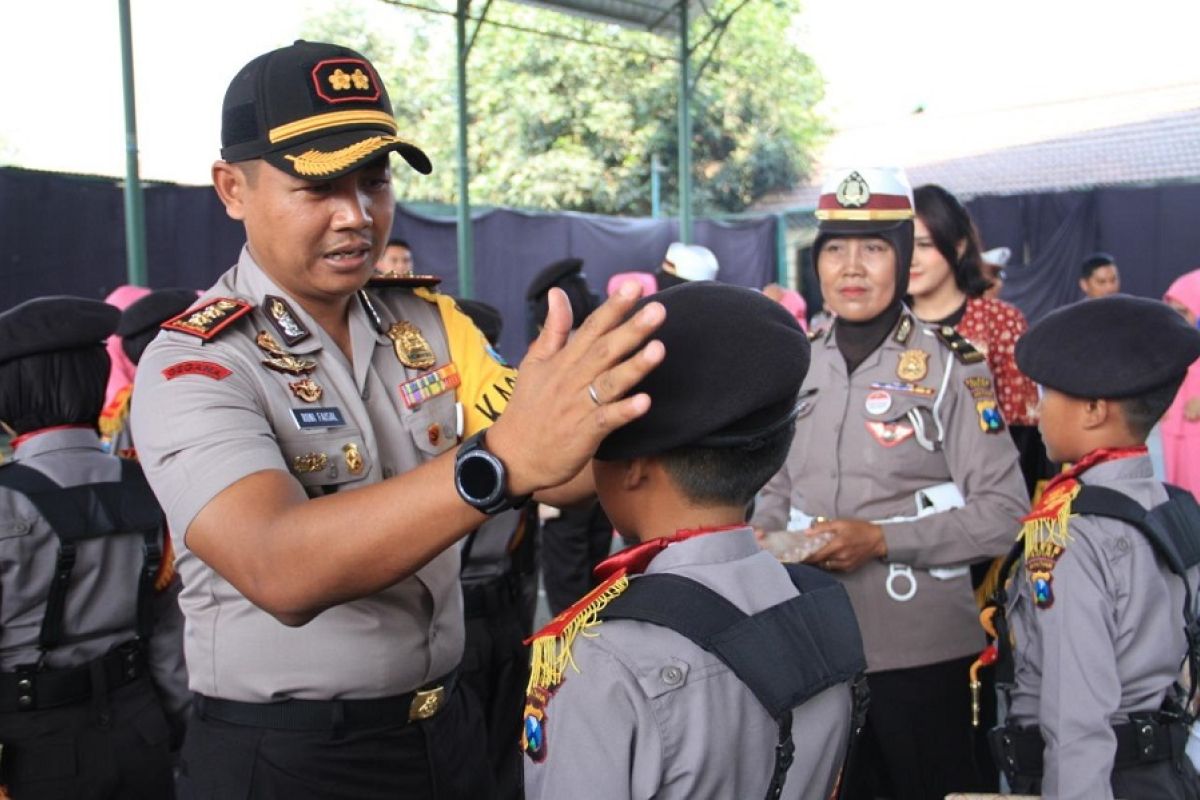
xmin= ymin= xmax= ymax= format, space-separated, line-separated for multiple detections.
xmin=1160 ymin=269 xmax=1200 ymax=500
xmin=103 ymin=285 xmax=151 ymax=406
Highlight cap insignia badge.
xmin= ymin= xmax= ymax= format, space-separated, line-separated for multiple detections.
xmin=387 ymin=321 xmax=437 ymax=370
xmin=897 ymin=349 xmax=930 ymax=382
xmin=835 ymin=171 xmax=871 ymax=208
xmin=289 ymin=378 xmax=324 ymax=403
xmin=343 ymin=442 xmax=365 ymax=476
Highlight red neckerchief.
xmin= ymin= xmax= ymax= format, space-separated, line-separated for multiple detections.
xmin=1023 ymin=445 xmax=1147 ymax=523
xmin=593 ymin=524 xmax=744 ymax=582
xmin=9 ymin=424 xmax=94 ymax=452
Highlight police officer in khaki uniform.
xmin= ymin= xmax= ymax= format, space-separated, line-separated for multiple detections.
xmin=0 ymin=297 xmax=188 ymax=799
xmin=983 ymin=296 xmax=1200 ymax=800
xmin=752 ymin=167 xmax=1028 ymax=800
xmin=130 ymin=41 xmax=665 ymax=799
xmin=524 ymin=283 xmax=865 ymax=800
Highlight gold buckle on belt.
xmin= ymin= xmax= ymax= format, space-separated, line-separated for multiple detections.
xmin=408 ymin=685 xmax=446 ymax=721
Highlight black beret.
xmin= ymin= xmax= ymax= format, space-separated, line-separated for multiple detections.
xmin=595 ymin=282 xmax=810 ymax=460
xmin=525 ymin=258 xmax=585 ymax=301
xmin=1015 ymin=296 xmax=1200 ymax=398
xmin=0 ymin=296 xmax=120 ymax=365
xmin=454 ymin=297 xmax=503 ymax=346
xmin=117 ymin=288 xmax=199 ymax=339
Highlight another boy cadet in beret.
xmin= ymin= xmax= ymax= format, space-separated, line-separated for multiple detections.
xmin=522 ymin=282 xmax=867 ymax=800
xmin=99 ymin=288 xmax=198 ymax=459
xmin=981 ymin=296 xmax=1200 ymax=799
xmin=0 ymin=297 xmax=189 ymax=799
xmin=129 ymin=39 xmax=663 ymax=797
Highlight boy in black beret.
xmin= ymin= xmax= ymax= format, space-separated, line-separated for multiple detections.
xmin=0 ymin=296 xmax=189 ymax=799
xmin=522 ymin=282 xmax=866 ymax=800
xmin=984 ymin=295 xmax=1200 ymax=799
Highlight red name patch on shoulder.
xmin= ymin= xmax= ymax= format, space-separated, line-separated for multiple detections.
xmin=162 ymin=361 xmax=233 ymax=381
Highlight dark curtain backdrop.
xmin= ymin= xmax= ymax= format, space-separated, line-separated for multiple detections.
xmin=5 ymin=167 xmax=1199 ymax=353
xmin=968 ymin=183 xmax=1200 ymax=322
xmin=0 ymin=167 xmax=775 ymax=364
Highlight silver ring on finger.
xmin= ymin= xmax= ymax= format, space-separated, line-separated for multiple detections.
xmin=587 ymin=383 xmax=602 ymax=406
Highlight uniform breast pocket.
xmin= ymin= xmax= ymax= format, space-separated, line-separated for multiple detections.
xmin=277 ymin=429 xmax=373 ymax=491
xmin=404 ymin=399 xmax=459 ymax=457
xmin=0 ymin=515 xmax=36 ymax=542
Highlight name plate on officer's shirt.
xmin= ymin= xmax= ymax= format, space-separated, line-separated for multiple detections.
xmin=291 ymin=407 xmax=347 ymax=430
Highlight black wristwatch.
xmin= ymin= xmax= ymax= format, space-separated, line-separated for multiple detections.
xmin=454 ymin=430 xmax=530 ymax=514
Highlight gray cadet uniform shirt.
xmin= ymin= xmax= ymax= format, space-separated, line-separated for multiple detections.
xmin=0 ymin=428 xmax=189 ymax=722
xmin=1008 ymin=455 xmax=1199 ymax=800
xmin=523 ymin=528 xmax=852 ymax=800
xmin=753 ymin=312 xmax=1028 ymax=672
xmin=132 ymin=247 xmax=515 ymax=702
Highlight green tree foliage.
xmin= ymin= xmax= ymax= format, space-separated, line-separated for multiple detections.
xmin=303 ymin=0 xmax=826 ymax=215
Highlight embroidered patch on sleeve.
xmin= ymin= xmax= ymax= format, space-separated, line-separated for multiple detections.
xmin=162 ymin=361 xmax=233 ymax=381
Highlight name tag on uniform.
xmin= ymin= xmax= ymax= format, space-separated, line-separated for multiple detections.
xmin=291 ymin=407 xmax=347 ymax=430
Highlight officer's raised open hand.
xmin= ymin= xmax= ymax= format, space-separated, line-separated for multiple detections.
xmin=487 ymin=281 xmax=666 ymax=498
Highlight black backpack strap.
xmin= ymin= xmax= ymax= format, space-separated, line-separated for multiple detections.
xmin=0 ymin=460 xmax=165 ymax=655
xmin=987 ymin=537 xmax=1026 ymax=690
xmin=599 ymin=566 xmax=866 ymax=800
xmin=1072 ymin=484 xmax=1200 ymax=713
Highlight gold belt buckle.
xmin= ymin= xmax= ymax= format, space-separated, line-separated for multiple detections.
xmin=408 ymin=685 xmax=446 ymax=721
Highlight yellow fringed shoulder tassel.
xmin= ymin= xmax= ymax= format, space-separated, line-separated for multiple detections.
xmin=1018 ymin=478 xmax=1079 ymax=609
xmin=520 ymin=568 xmax=630 ymax=761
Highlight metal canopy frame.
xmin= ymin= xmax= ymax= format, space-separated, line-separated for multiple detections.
xmin=114 ymin=0 xmax=750 ymax=293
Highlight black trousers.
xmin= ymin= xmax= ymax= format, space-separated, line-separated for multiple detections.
xmin=540 ymin=501 xmax=613 ymax=616
xmin=461 ymin=578 xmax=531 ymax=800
xmin=843 ymin=654 xmax=995 ymax=800
xmin=0 ymin=676 xmax=175 ymax=800
xmin=176 ymin=682 xmax=495 ymax=800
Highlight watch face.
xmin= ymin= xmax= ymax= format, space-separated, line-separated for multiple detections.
xmin=457 ymin=449 xmax=504 ymax=507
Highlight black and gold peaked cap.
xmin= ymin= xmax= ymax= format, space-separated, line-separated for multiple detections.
xmin=220 ymin=40 xmax=431 ymax=179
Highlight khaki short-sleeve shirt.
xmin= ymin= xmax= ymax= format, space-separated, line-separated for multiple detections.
xmin=132 ymin=248 xmax=516 ymax=701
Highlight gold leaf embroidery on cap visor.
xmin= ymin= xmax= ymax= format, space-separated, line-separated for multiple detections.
xmin=283 ymin=135 xmax=417 ymax=177
xmin=268 ymin=110 xmax=397 ymax=144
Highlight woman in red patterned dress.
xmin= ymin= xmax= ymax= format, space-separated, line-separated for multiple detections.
xmin=908 ymin=185 xmax=1050 ymax=497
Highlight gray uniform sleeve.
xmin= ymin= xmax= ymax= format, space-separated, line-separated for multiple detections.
xmin=131 ymin=338 xmax=288 ymax=540
xmin=148 ymin=574 xmax=191 ymax=748
xmin=753 ymin=451 xmax=793 ymax=532
xmin=523 ymin=641 xmax=662 ymax=800
xmin=882 ymin=358 xmax=1028 ymax=568
xmin=1025 ymin=522 xmax=1120 ymax=800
